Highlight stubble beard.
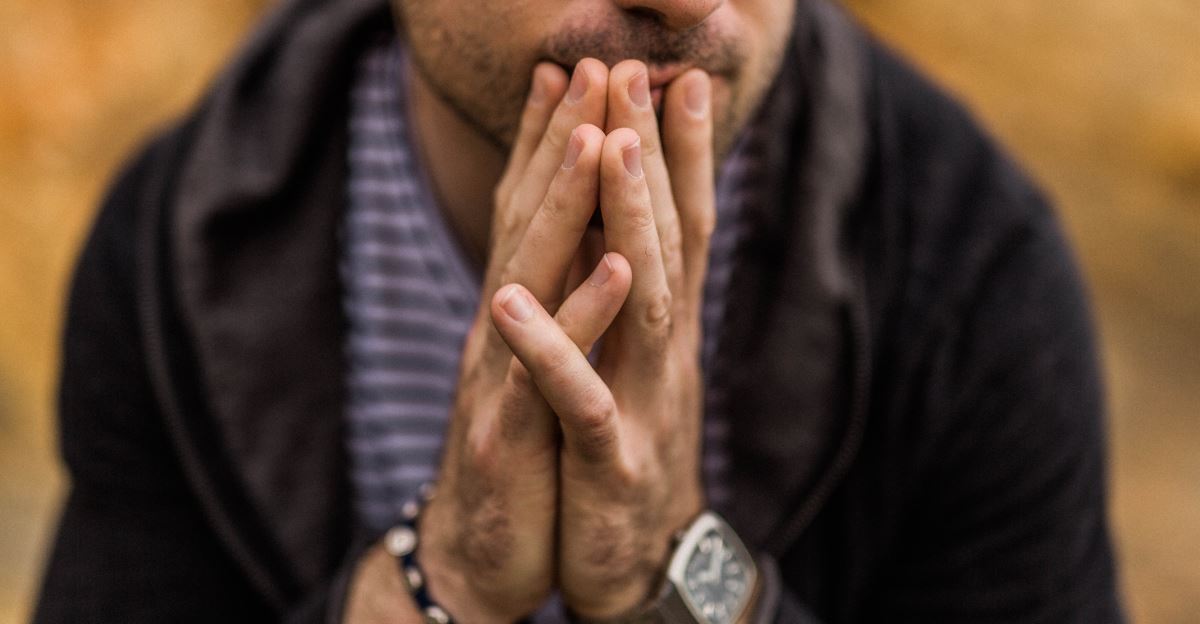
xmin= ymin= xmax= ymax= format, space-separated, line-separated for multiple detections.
xmin=394 ymin=3 xmax=790 ymax=163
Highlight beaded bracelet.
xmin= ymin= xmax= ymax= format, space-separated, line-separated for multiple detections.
xmin=383 ymin=483 xmax=454 ymax=624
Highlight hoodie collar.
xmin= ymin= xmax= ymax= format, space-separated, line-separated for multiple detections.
xmin=718 ymin=0 xmax=871 ymax=550
xmin=166 ymin=0 xmax=394 ymax=595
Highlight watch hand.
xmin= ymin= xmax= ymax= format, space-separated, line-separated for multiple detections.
xmin=707 ymin=540 xmax=724 ymax=583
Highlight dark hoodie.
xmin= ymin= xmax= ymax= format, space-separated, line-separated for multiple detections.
xmin=33 ymin=0 xmax=1123 ymax=621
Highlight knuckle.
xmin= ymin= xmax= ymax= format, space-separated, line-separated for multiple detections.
xmin=576 ymin=391 xmax=616 ymax=434
xmin=491 ymin=202 xmax=524 ymax=243
xmin=620 ymin=202 xmax=656 ymax=234
xmin=660 ymin=220 xmax=684 ymax=264
xmin=497 ymin=216 xmax=524 ymax=249
xmin=643 ymin=291 xmax=672 ymax=327
xmin=464 ymin=428 xmax=500 ymax=475
xmin=572 ymin=405 xmax=618 ymax=462
xmin=610 ymin=457 xmax=643 ymax=490
xmin=641 ymin=291 xmax=673 ymax=341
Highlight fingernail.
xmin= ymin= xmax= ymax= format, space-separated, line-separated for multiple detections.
xmin=686 ymin=76 xmax=709 ymax=118
xmin=563 ymin=129 xmax=584 ymax=169
xmin=628 ymin=72 xmax=650 ymax=108
xmin=622 ymin=139 xmax=643 ymax=178
xmin=567 ymin=65 xmax=589 ymax=104
xmin=588 ymin=254 xmax=615 ymax=286
xmin=501 ymin=286 xmax=533 ymax=321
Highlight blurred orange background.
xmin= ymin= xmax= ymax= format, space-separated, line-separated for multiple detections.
xmin=1 ymin=0 xmax=1197 ymax=621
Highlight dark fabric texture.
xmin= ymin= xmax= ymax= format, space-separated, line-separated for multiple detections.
xmin=33 ymin=0 xmax=1123 ymax=621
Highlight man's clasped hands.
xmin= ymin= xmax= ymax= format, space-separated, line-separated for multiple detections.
xmin=348 ymin=58 xmax=719 ymax=623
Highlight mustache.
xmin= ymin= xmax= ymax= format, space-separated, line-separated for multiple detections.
xmin=543 ymin=16 xmax=744 ymax=76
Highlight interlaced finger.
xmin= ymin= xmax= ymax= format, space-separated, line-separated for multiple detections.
xmin=491 ymin=284 xmax=621 ymax=465
xmin=497 ymin=62 xmax=568 ymax=199
xmin=605 ymin=60 xmax=686 ymax=310
xmin=492 ymin=252 xmax=630 ymax=445
xmin=487 ymin=59 xmax=610 ymax=296
xmin=554 ymin=252 xmax=633 ymax=357
xmin=501 ymin=124 xmax=605 ymax=313
xmin=599 ymin=128 xmax=673 ymax=376
xmin=661 ymin=70 xmax=716 ymax=348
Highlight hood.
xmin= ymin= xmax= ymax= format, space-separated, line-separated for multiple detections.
xmin=140 ymin=0 xmax=874 ymax=606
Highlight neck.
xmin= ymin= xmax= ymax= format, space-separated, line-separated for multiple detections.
xmin=405 ymin=59 xmax=507 ymax=272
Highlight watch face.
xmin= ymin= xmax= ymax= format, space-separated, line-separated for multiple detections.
xmin=683 ymin=529 xmax=750 ymax=624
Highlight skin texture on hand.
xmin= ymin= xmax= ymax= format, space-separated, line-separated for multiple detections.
xmin=415 ymin=59 xmax=639 ymax=622
xmin=490 ymin=60 xmax=717 ymax=617
xmin=343 ymin=544 xmax=424 ymax=623
xmin=344 ymin=54 xmax=718 ymax=621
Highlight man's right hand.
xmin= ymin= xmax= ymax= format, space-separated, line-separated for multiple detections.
xmin=413 ymin=58 xmax=630 ymax=622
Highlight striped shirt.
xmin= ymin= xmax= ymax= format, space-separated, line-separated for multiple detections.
xmin=342 ymin=37 xmax=762 ymax=536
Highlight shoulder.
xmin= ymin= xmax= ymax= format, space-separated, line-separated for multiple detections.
xmin=55 ymin=125 xmax=196 ymax=500
xmin=853 ymin=37 xmax=1119 ymax=599
xmin=853 ymin=35 xmax=1107 ymax=499
xmin=67 ymin=114 xmax=200 ymax=346
xmin=76 ymin=0 xmax=394 ymax=307
xmin=853 ymin=34 xmax=1104 ymax=446
xmin=855 ymin=37 xmax=1080 ymax=342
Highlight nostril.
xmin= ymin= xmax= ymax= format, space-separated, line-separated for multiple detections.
xmin=626 ymin=5 xmax=668 ymax=24
xmin=616 ymin=0 xmax=719 ymax=32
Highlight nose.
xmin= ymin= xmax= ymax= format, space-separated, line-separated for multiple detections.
xmin=612 ymin=0 xmax=723 ymax=31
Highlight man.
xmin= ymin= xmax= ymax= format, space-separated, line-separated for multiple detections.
xmin=34 ymin=0 xmax=1124 ymax=621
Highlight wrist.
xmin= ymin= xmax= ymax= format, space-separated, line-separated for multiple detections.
xmin=418 ymin=545 xmax=514 ymax=624
xmin=572 ymin=511 xmax=761 ymax=624
xmin=561 ymin=529 xmax=670 ymax=619
xmin=417 ymin=509 xmax=530 ymax=624
xmin=416 ymin=473 xmax=556 ymax=621
xmin=563 ymin=492 xmax=703 ymax=619
xmin=343 ymin=544 xmax=423 ymax=624
xmin=567 ymin=567 xmax=663 ymax=621
xmin=389 ymin=486 xmax=537 ymax=624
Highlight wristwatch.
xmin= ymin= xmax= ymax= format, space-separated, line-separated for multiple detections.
xmin=662 ymin=511 xmax=759 ymax=624
xmin=580 ymin=511 xmax=758 ymax=624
